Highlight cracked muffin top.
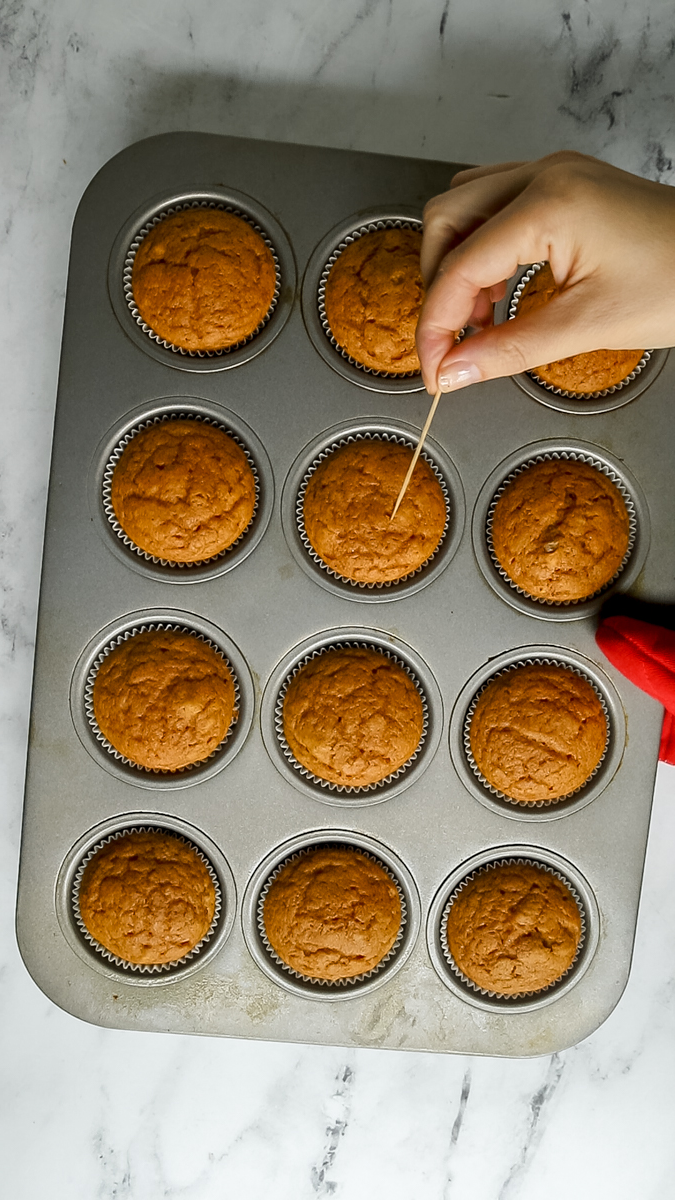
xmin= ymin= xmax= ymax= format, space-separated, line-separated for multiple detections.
xmin=131 ymin=208 xmax=276 ymax=351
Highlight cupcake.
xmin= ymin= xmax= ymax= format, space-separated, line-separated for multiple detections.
xmin=490 ymin=458 xmax=630 ymax=603
xmin=131 ymin=208 xmax=277 ymax=352
xmin=92 ymin=629 xmax=237 ymax=771
xmin=110 ymin=419 xmax=256 ymax=564
xmin=302 ymin=439 xmax=447 ymax=583
xmin=78 ymin=829 xmax=217 ymax=965
xmin=282 ymin=646 xmax=424 ymax=787
xmin=444 ymin=860 xmax=582 ymax=995
xmin=323 ymin=227 xmax=423 ymax=373
xmin=515 ymin=264 xmax=644 ymax=393
xmin=468 ymin=663 xmax=607 ymax=803
xmin=262 ymin=846 xmax=402 ymax=980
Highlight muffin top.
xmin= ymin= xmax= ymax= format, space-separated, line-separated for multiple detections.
xmin=469 ymin=662 xmax=607 ymax=803
xmin=282 ymin=646 xmax=424 ymax=788
xmin=78 ymin=830 xmax=216 ymax=965
xmin=131 ymin=208 xmax=276 ymax=352
xmin=263 ymin=846 xmax=401 ymax=980
xmin=323 ymin=227 xmax=423 ymax=373
xmin=490 ymin=458 xmax=630 ymax=603
xmin=445 ymin=861 xmax=582 ymax=995
xmin=516 ymin=264 xmax=644 ymax=393
xmin=92 ymin=629 xmax=236 ymax=772
xmin=302 ymin=439 xmax=447 ymax=583
xmin=111 ymin=419 xmax=256 ymax=564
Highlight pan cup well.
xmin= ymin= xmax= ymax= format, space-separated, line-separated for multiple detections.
xmin=56 ymin=814 xmax=236 ymax=987
xmin=426 ymin=847 xmax=599 ymax=1013
xmin=242 ymin=831 xmax=420 ymax=1000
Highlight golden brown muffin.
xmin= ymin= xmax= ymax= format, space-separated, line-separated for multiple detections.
xmin=445 ymin=861 xmax=582 ymax=995
xmin=111 ymin=420 xmax=256 ymax=563
xmin=263 ymin=846 xmax=401 ymax=980
xmin=490 ymin=458 xmax=630 ymax=602
xmin=303 ymin=439 xmax=446 ymax=583
xmin=323 ymin=227 xmax=423 ymax=373
xmin=282 ymin=646 xmax=424 ymax=787
xmin=78 ymin=830 xmax=216 ymax=965
xmin=516 ymin=264 xmax=644 ymax=392
xmin=93 ymin=629 xmax=236 ymax=771
xmin=469 ymin=663 xmax=607 ymax=803
xmin=131 ymin=208 xmax=276 ymax=352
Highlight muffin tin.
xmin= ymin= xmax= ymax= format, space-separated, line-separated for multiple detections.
xmin=17 ymin=133 xmax=669 ymax=1056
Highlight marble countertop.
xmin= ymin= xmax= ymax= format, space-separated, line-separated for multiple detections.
xmin=2 ymin=2 xmax=674 ymax=1195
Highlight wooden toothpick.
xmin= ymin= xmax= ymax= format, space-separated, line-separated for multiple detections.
xmin=389 ymin=388 xmax=442 ymax=523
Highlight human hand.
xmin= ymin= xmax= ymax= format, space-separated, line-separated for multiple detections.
xmin=416 ymin=151 xmax=675 ymax=394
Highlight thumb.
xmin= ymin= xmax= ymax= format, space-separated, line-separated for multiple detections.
xmin=433 ymin=288 xmax=604 ymax=392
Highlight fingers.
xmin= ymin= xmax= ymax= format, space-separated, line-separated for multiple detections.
xmin=450 ymin=160 xmax=526 ymax=189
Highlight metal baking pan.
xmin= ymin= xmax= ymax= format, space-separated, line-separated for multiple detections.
xmin=16 ymin=132 xmax=669 ymax=1056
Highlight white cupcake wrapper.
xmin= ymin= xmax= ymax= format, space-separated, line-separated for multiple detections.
xmin=318 ymin=218 xmax=424 ymax=378
xmin=85 ymin=622 xmax=240 ymax=774
xmin=463 ymin=656 xmax=610 ymax=807
xmin=486 ymin=450 xmax=637 ymax=606
xmin=275 ymin=641 xmax=428 ymax=794
xmin=102 ymin=412 xmax=260 ymax=568
xmin=509 ymin=263 xmax=651 ymax=399
xmin=124 ymin=200 xmax=281 ymax=358
xmin=296 ymin=432 xmax=450 ymax=589
xmin=440 ymin=856 xmax=586 ymax=1000
xmin=257 ymin=843 xmax=407 ymax=988
xmin=72 ymin=824 xmax=222 ymax=974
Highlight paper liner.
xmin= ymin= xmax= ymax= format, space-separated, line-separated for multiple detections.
xmin=123 ymin=200 xmax=281 ymax=358
xmin=486 ymin=450 xmax=637 ymax=606
xmin=509 ymin=263 xmax=651 ymax=399
xmin=274 ymin=641 xmax=429 ymax=794
xmin=85 ymin=622 xmax=240 ymax=774
xmin=440 ymin=856 xmax=586 ymax=1000
xmin=463 ymin=656 xmax=610 ymax=808
xmin=257 ymin=842 xmax=407 ymax=988
xmin=296 ymin=432 xmax=451 ymax=589
xmin=317 ymin=218 xmax=424 ymax=378
xmin=102 ymin=413 xmax=260 ymax=568
xmin=71 ymin=824 xmax=222 ymax=975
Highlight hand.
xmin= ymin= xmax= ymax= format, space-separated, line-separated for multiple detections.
xmin=416 ymin=151 xmax=675 ymax=394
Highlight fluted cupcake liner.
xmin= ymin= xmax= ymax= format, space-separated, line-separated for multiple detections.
xmin=509 ymin=263 xmax=651 ymax=399
xmin=296 ymin=431 xmax=451 ymax=589
xmin=123 ymin=200 xmax=281 ymax=358
xmin=440 ymin=856 xmax=586 ymax=1001
xmin=274 ymin=641 xmax=429 ymax=794
xmin=71 ymin=824 xmax=222 ymax=975
xmin=102 ymin=413 xmax=260 ymax=569
xmin=463 ymin=656 xmax=610 ymax=808
xmin=486 ymin=450 xmax=637 ymax=607
xmin=84 ymin=622 xmax=240 ymax=774
xmin=317 ymin=218 xmax=424 ymax=378
xmin=256 ymin=842 xmax=407 ymax=989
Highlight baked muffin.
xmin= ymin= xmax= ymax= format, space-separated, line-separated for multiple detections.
xmin=92 ymin=629 xmax=236 ymax=771
xmin=490 ymin=458 xmax=630 ymax=602
xmin=282 ymin=646 xmax=424 ymax=787
xmin=78 ymin=830 xmax=216 ymax=965
xmin=323 ymin=227 xmax=423 ymax=373
xmin=516 ymin=264 xmax=644 ymax=392
xmin=445 ymin=861 xmax=582 ymax=995
xmin=469 ymin=663 xmax=607 ymax=803
xmin=111 ymin=419 xmax=256 ymax=563
xmin=302 ymin=439 xmax=446 ymax=583
xmin=263 ymin=846 xmax=401 ymax=980
xmin=131 ymin=208 xmax=276 ymax=352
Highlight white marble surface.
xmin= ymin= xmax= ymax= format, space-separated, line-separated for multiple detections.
xmin=2 ymin=2 xmax=675 ymax=1195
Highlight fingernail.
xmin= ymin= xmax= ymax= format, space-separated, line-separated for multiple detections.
xmin=438 ymin=361 xmax=482 ymax=392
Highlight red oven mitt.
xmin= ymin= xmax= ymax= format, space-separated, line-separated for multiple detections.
xmin=595 ymin=616 xmax=675 ymax=765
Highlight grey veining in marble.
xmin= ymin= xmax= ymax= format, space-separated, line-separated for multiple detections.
xmin=2 ymin=2 xmax=675 ymax=1196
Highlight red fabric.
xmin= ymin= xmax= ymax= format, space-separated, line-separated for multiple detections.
xmin=595 ymin=616 xmax=675 ymax=764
